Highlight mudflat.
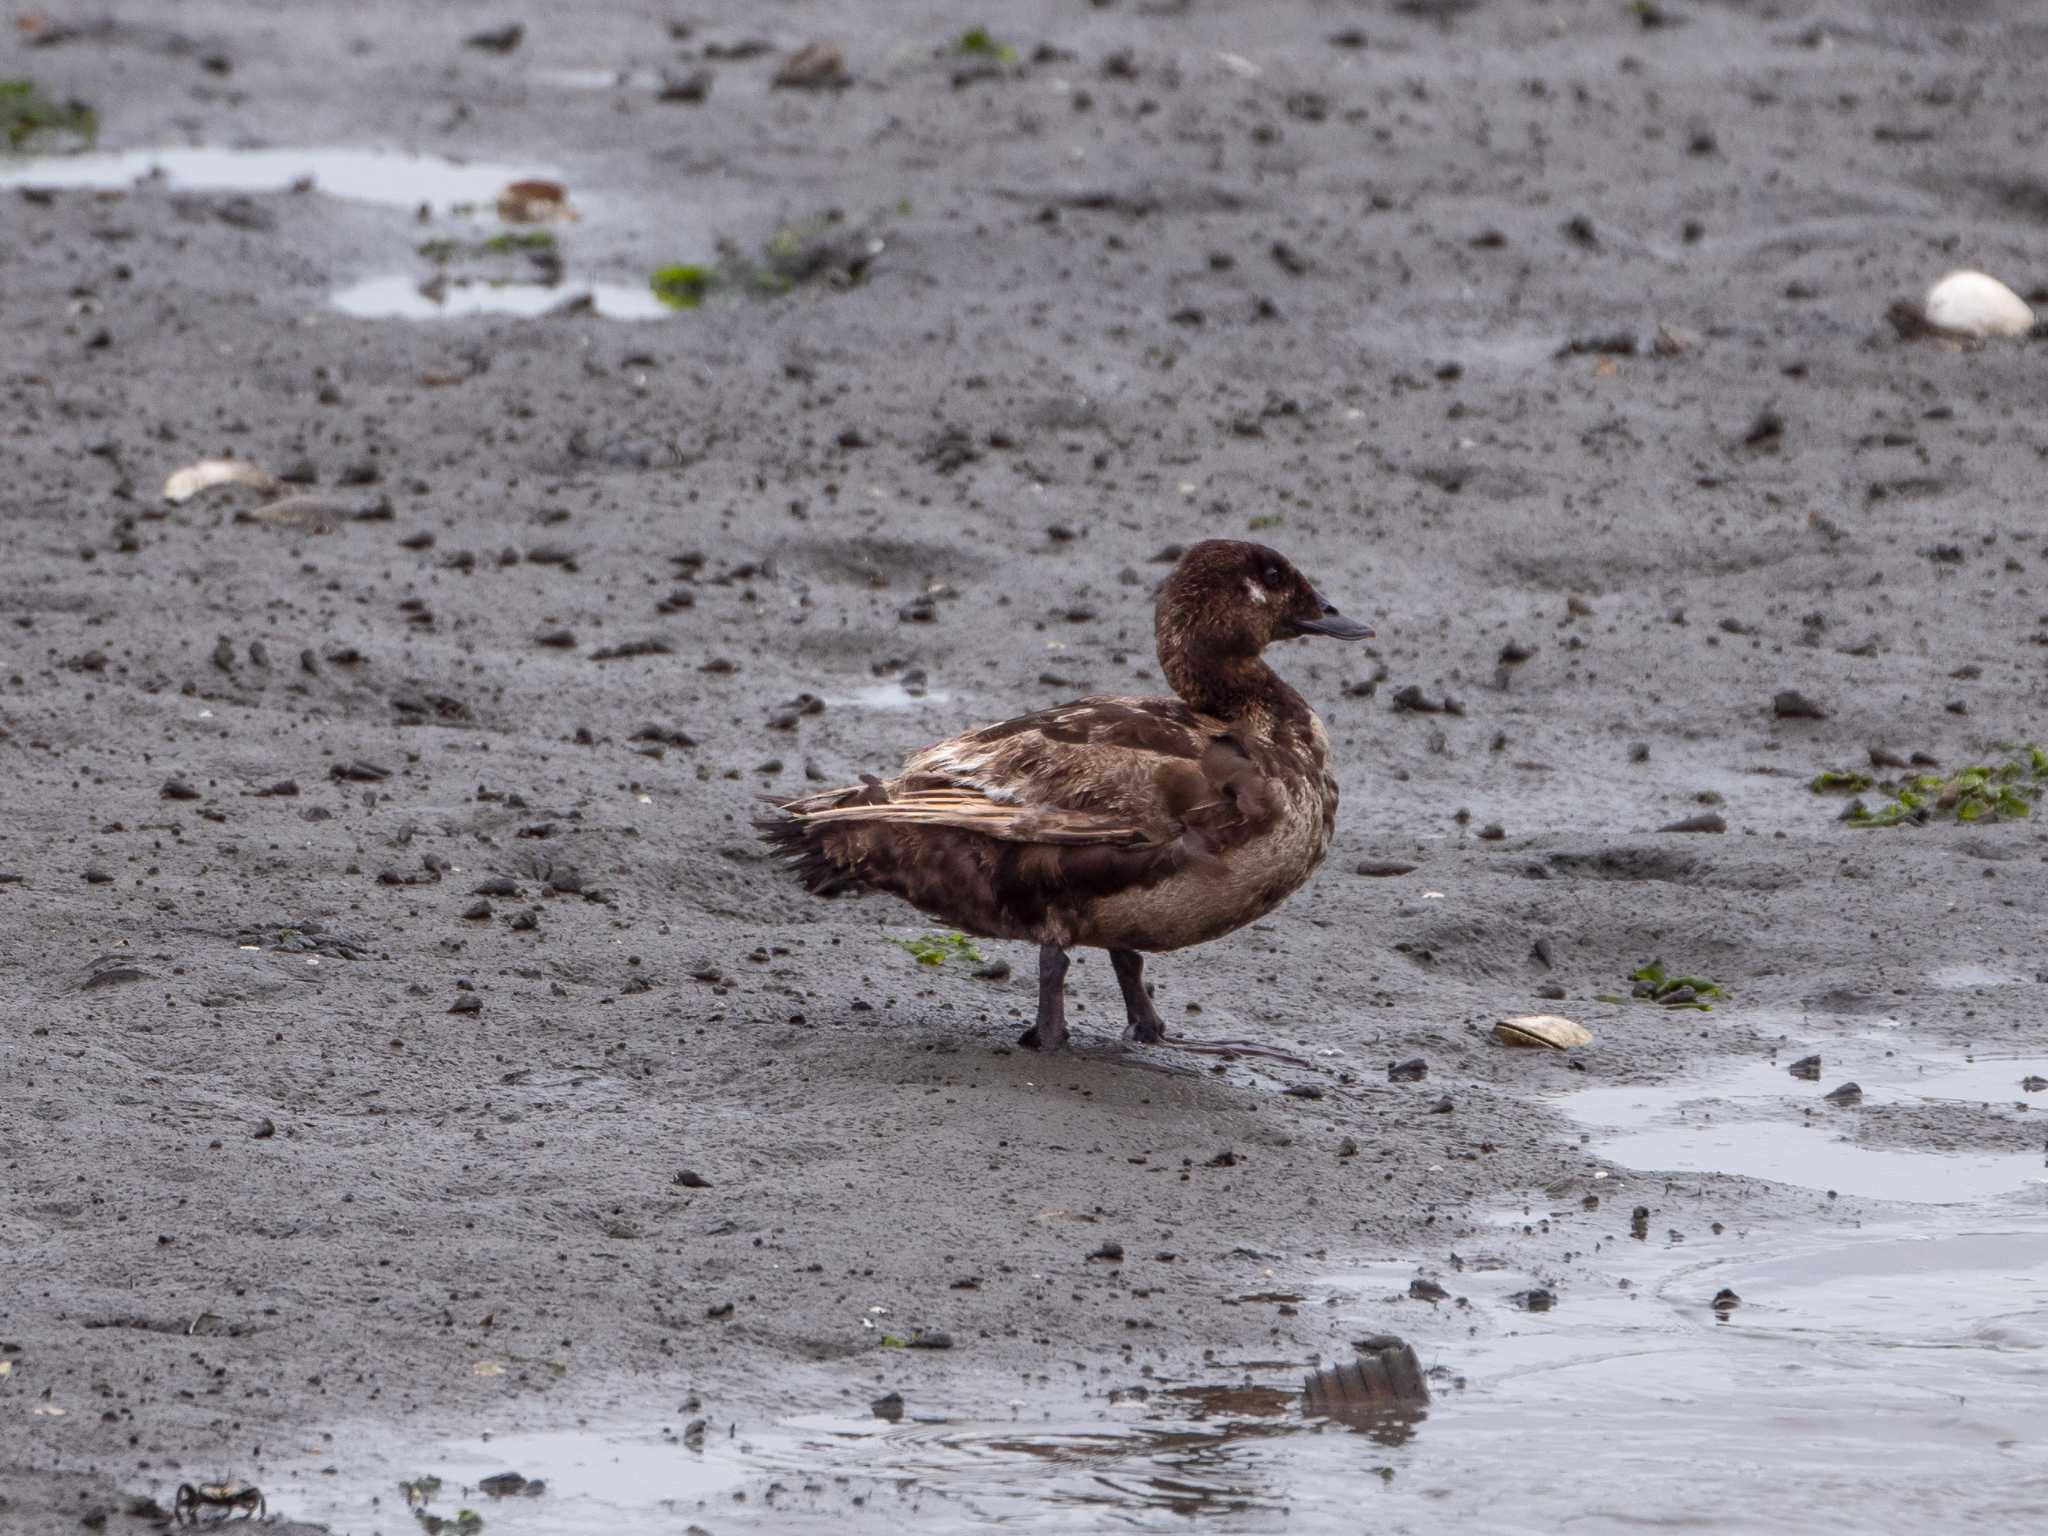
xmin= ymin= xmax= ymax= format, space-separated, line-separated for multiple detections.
xmin=4 ymin=2 xmax=2046 ymax=1531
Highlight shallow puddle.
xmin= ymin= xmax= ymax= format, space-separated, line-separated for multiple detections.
xmin=332 ymin=274 xmax=669 ymax=321
xmin=260 ymin=1387 xmax=1391 ymax=1534
xmin=1560 ymin=1042 xmax=2048 ymax=1202
xmin=1316 ymin=1211 xmax=2048 ymax=1533
xmin=246 ymin=1204 xmax=2048 ymax=1534
xmin=1930 ymin=962 xmax=2024 ymax=991
xmin=0 ymin=146 xmax=549 ymax=213
xmin=218 ymin=1032 xmax=2048 ymax=1534
xmin=827 ymin=683 xmax=955 ymax=711
xmin=534 ymin=67 xmax=665 ymax=92
xmin=1590 ymin=1120 xmax=2040 ymax=1202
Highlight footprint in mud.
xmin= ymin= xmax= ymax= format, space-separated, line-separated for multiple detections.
xmin=778 ymin=534 xmax=997 ymax=590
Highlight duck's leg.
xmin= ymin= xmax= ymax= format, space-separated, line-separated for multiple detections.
xmin=1016 ymin=942 xmax=1071 ymax=1052
xmin=1111 ymin=949 xmax=1168 ymax=1044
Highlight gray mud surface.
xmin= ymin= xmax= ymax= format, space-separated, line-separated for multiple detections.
xmin=4 ymin=2 xmax=2047 ymax=1532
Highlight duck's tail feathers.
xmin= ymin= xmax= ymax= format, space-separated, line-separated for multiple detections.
xmin=754 ymin=799 xmax=864 ymax=896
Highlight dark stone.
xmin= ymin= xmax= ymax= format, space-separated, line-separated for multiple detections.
xmin=465 ymin=22 xmax=523 ymax=52
xmin=1303 ymin=1334 xmax=1430 ymax=1425
xmin=1772 ymin=689 xmax=1828 ymax=720
xmin=1658 ymin=811 xmax=1727 ymax=833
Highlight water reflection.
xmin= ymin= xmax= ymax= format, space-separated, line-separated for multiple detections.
xmin=0 ymin=145 xmax=548 ymax=213
xmin=332 ymin=273 xmax=669 ymax=321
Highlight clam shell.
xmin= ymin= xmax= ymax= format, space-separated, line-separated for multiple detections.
xmin=1494 ymin=1014 xmax=1594 ymax=1049
xmin=496 ymin=178 xmax=578 ymax=224
xmin=1924 ymin=269 xmax=2034 ymax=339
xmin=163 ymin=457 xmax=276 ymax=504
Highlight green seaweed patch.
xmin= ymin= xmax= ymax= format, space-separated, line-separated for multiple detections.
xmin=650 ymin=263 xmax=715 ymax=309
xmin=956 ymin=27 xmax=1018 ymax=60
xmin=1627 ymin=959 xmax=1726 ymax=1010
xmin=1843 ymin=749 xmax=2047 ymax=828
xmin=0 ymin=79 xmax=97 ymax=151
xmin=399 ymin=1477 xmax=443 ymax=1507
xmin=753 ymin=215 xmax=842 ymax=292
xmin=1247 ymin=514 xmax=1285 ymax=531
xmin=419 ymin=230 xmax=557 ymax=264
xmin=657 ymin=211 xmax=883 ymax=308
xmin=719 ymin=211 xmax=879 ymax=295
xmin=484 ymin=229 xmax=556 ymax=254
xmin=1809 ymin=769 xmax=1872 ymax=794
xmin=887 ymin=931 xmax=985 ymax=967
xmin=414 ymin=1512 xmax=483 ymax=1536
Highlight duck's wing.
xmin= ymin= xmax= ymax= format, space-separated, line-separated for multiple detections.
xmin=777 ymin=697 xmax=1281 ymax=852
xmin=772 ymin=782 xmax=1151 ymax=845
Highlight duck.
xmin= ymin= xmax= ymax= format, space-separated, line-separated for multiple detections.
xmin=757 ymin=539 xmax=1374 ymax=1052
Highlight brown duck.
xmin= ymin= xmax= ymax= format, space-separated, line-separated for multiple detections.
xmin=759 ymin=540 xmax=1373 ymax=1052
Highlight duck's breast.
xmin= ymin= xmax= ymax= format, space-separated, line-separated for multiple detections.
xmin=1076 ymin=715 xmax=1338 ymax=952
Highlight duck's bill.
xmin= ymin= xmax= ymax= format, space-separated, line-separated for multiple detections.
xmin=1288 ymin=607 xmax=1375 ymax=641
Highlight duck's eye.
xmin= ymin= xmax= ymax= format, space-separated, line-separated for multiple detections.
xmin=1260 ymin=563 xmax=1286 ymax=588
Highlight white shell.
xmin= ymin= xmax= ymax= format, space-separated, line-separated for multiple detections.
xmin=1495 ymin=1014 xmax=1594 ymax=1050
xmin=163 ymin=458 xmax=275 ymax=503
xmin=1924 ymin=270 xmax=2034 ymax=339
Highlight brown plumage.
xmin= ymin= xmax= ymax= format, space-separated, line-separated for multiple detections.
xmin=758 ymin=539 xmax=1374 ymax=1051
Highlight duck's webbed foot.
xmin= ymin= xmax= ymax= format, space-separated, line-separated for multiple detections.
xmin=1159 ymin=1037 xmax=1316 ymax=1070
xmin=1111 ymin=949 xmax=1168 ymax=1044
xmin=1016 ymin=942 xmax=1071 ymax=1052
xmin=1110 ymin=950 xmax=1313 ymax=1068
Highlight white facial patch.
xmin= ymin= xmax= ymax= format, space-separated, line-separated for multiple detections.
xmin=1244 ymin=577 xmax=1268 ymax=604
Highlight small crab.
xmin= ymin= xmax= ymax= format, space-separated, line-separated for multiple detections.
xmin=173 ymin=1481 xmax=265 ymax=1523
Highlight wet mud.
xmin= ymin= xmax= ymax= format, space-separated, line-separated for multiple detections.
xmin=3 ymin=1 xmax=2047 ymax=1532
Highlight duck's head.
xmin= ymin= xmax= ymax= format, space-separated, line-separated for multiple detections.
xmin=1157 ymin=540 xmax=1374 ymax=662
